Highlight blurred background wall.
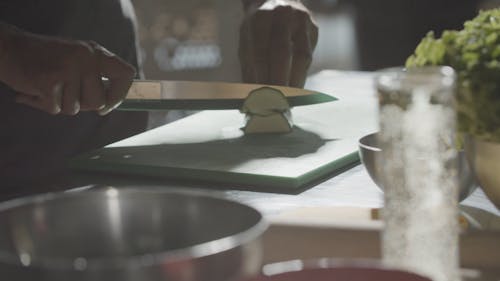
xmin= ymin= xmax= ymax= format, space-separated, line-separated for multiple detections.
xmin=131 ymin=0 xmax=499 ymax=82
xmin=131 ymin=0 xmax=242 ymax=82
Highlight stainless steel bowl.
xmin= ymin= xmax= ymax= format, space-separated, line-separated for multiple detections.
xmin=465 ymin=137 xmax=500 ymax=209
xmin=359 ymin=133 xmax=477 ymax=202
xmin=0 ymin=188 xmax=267 ymax=281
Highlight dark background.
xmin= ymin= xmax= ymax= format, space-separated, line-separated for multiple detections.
xmin=131 ymin=0 xmax=492 ymax=81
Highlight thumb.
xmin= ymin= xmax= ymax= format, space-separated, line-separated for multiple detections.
xmin=94 ymin=45 xmax=136 ymax=115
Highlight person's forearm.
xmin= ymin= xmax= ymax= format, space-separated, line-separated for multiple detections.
xmin=0 ymin=22 xmax=7 ymax=53
xmin=0 ymin=22 xmax=13 ymax=82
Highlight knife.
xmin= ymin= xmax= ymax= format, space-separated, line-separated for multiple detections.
xmin=118 ymin=80 xmax=336 ymax=111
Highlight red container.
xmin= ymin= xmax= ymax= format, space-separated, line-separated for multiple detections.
xmin=241 ymin=259 xmax=432 ymax=281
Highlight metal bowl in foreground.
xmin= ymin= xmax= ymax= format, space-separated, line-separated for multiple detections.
xmin=359 ymin=133 xmax=477 ymax=202
xmin=0 ymin=188 xmax=267 ymax=281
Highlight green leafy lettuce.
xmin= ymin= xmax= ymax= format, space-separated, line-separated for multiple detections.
xmin=406 ymin=8 xmax=500 ymax=142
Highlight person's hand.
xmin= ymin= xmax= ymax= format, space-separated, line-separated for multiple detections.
xmin=239 ymin=0 xmax=318 ymax=88
xmin=0 ymin=24 xmax=135 ymax=115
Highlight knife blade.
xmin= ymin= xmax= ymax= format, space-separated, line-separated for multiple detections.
xmin=118 ymin=80 xmax=336 ymax=111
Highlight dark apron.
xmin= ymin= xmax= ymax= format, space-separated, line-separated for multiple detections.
xmin=0 ymin=0 xmax=148 ymax=198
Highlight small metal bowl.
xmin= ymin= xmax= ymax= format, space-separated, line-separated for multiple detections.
xmin=0 ymin=188 xmax=267 ymax=281
xmin=359 ymin=133 xmax=477 ymax=202
xmin=465 ymin=137 xmax=500 ymax=209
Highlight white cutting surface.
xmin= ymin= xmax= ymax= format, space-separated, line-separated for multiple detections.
xmin=73 ymin=71 xmax=378 ymax=187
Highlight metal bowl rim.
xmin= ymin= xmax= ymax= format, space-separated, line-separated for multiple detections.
xmin=0 ymin=187 xmax=268 ymax=271
xmin=358 ymin=132 xmax=380 ymax=152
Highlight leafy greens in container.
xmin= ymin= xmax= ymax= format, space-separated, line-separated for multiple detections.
xmin=406 ymin=8 xmax=500 ymax=142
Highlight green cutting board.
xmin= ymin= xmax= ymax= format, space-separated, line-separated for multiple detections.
xmin=70 ymin=90 xmax=377 ymax=192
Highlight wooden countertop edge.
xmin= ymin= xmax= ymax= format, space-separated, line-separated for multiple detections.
xmin=262 ymin=221 xmax=500 ymax=269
